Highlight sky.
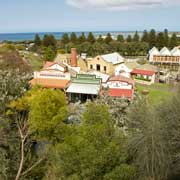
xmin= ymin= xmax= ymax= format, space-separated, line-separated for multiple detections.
xmin=0 ymin=0 xmax=180 ymax=33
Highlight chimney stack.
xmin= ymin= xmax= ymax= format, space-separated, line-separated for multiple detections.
xmin=71 ymin=48 xmax=77 ymax=67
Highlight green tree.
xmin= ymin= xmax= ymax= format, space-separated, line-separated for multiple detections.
xmin=141 ymin=30 xmax=149 ymax=43
xmin=156 ymin=32 xmax=165 ymax=48
xmin=105 ymin=33 xmax=113 ymax=44
xmin=97 ymin=34 xmax=104 ymax=43
xmin=70 ymin=32 xmax=77 ymax=44
xmin=78 ymin=32 xmax=86 ymax=44
xmin=149 ymin=29 xmax=157 ymax=48
xmin=29 ymin=89 xmax=68 ymax=141
xmin=44 ymin=47 xmax=56 ymax=61
xmin=42 ymin=34 xmax=57 ymax=47
xmin=34 ymin=34 xmax=41 ymax=46
xmin=169 ymin=33 xmax=178 ymax=48
xmin=117 ymin=34 xmax=125 ymax=42
xmin=126 ymin=35 xmax=132 ymax=42
xmin=133 ymin=31 xmax=140 ymax=42
xmin=164 ymin=29 xmax=169 ymax=47
xmin=87 ymin=32 xmax=96 ymax=44
xmin=48 ymin=103 xmax=135 ymax=179
xmin=61 ymin=33 xmax=70 ymax=45
xmin=127 ymin=98 xmax=170 ymax=180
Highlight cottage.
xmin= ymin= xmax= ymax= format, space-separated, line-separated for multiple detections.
xmin=131 ymin=69 xmax=156 ymax=85
xmin=87 ymin=52 xmax=124 ymax=75
xmin=30 ymin=61 xmax=71 ymax=90
xmin=66 ymin=74 xmax=102 ymax=102
xmin=115 ymin=63 xmax=132 ymax=77
xmin=107 ymin=75 xmax=134 ymax=99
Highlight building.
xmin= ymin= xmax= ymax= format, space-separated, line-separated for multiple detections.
xmin=30 ymin=61 xmax=71 ymax=90
xmin=87 ymin=52 xmax=124 ymax=75
xmin=107 ymin=75 xmax=134 ymax=99
xmin=131 ymin=69 xmax=156 ymax=85
xmin=66 ymin=74 xmax=102 ymax=102
xmin=149 ymin=47 xmax=180 ymax=70
xmin=115 ymin=63 xmax=132 ymax=77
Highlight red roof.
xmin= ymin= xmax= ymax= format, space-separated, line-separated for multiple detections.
xmin=43 ymin=61 xmax=67 ymax=70
xmin=131 ymin=69 xmax=155 ymax=76
xmin=109 ymin=88 xmax=133 ymax=99
xmin=29 ymin=78 xmax=69 ymax=89
xmin=109 ymin=75 xmax=134 ymax=85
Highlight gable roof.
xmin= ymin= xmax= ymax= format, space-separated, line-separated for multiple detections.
xmin=43 ymin=61 xmax=67 ymax=70
xmin=86 ymin=71 xmax=110 ymax=83
xmin=101 ymin=52 xmax=124 ymax=65
xmin=160 ymin=47 xmax=171 ymax=56
xmin=149 ymin=47 xmax=160 ymax=54
xmin=171 ymin=47 xmax=180 ymax=56
xmin=131 ymin=69 xmax=155 ymax=76
xmin=109 ymin=75 xmax=134 ymax=85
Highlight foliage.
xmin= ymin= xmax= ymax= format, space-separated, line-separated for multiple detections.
xmin=34 ymin=34 xmax=41 ymax=46
xmin=42 ymin=34 xmax=57 ymax=47
xmin=48 ymin=103 xmax=135 ymax=179
xmin=43 ymin=46 xmax=56 ymax=61
xmin=29 ymin=89 xmax=68 ymax=141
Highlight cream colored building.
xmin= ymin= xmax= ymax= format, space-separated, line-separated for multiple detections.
xmin=87 ymin=52 xmax=124 ymax=75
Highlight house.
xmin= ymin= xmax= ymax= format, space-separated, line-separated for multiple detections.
xmin=148 ymin=47 xmax=180 ymax=70
xmin=30 ymin=61 xmax=71 ymax=90
xmin=87 ymin=52 xmax=124 ymax=75
xmin=131 ymin=69 xmax=156 ymax=85
xmin=107 ymin=75 xmax=134 ymax=99
xmin=66 ymin=74 xmax=102 ymax=102
xmin=54 ymin=48 xmax=88 ymax=72
xmin=115 ymin=63 xmax=132 ymax=77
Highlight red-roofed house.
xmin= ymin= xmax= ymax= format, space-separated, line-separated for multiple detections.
xmin=131 ymin=69 xmax=156 ymax=85
xmin=107 ymin=75 xmax=134 ymax=99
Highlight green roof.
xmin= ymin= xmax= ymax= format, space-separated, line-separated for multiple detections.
xmin=71 ymin=74 xmax=102 ymax=85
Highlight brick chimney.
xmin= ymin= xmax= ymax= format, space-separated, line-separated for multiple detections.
xmin=71 ymin=48 xmax=77 ymax=67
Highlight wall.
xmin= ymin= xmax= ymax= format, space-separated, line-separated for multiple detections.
xmin=107 ymin=81 xmax=133 ymax=89
xmin=87 ymin=56 xmax=114 ymax=75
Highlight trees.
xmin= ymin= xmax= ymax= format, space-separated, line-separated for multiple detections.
xmin=87 ymin=32 xmax=96 ymax=44
xmin=169 ymin=33 xmax=178 ymax=48
xmin=34 ymin=34 xmax=41 ymax=46
xmin=149 ymin=29 xmax=157 ymax=48
xmin=29 ymin=89 xmax=68 ymax=141
xmin=105 ymin=33 xmax=113 ymax=44
xmin=70 ymin=32 xmax=77 ymax=44
xmin=78 ymin=32 xmax=86 ymax=44
xmin=156 ymin=32 xmax=165 ymax=48
xmin=164 ymin=29 xmax=169 ymax=47
xmin=61 ymin=33 xmax=70 ymax=45
xmin=126 ymin=35 xmax=132 ymax=42
xmin=48 ymin=103 xmax=135 ymax=179
xmin=127 ymin=98 xmax=170 ymax=180
xmin=117 ymin=34 xmax=125 ymax=42
xmin=133 ymin=31 xmax=140 ymax=42
xmin=44 ymin=47 xmax=56 ymax=61
xmin=141 ymin=30 xmax=149 ymax=43
xmin=42 ymin=34 xmax=57 ymax=47
xmin=97 ymin=34 xmax=104 ymax=43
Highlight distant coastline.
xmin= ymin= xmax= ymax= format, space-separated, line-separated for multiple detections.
xmin=0 ymin=31 xmax=179 ymax=42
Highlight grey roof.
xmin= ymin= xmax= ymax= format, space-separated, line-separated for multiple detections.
xmin=66 ymin=83 xmax=100 ymax=95
xmin=101 ymin=52 xmax=124 ymax=65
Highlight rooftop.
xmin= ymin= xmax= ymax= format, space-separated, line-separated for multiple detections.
xmin=131 ymin=69 xmax=155 ymax=76
xmin=109 ymin=75 xmax=134 ymax=85
xmin=109 ymin=88 xmax=133 ymax=99
xmin=101 ymin=52 xmax=124 ymax=65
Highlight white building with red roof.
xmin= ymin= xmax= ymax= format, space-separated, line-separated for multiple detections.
xmin=131 ymin=69 xmax=156 ymax=85
xmin=107 ymin=75 xmax=135 ymax=99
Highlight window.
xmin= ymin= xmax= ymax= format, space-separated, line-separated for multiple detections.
xmin=96 ymin=64 xmax=100 ymax=71
xmin=90 ymin=65 xmax=93 ymax=69
xmin=104 ymin=66 xmax=107 ymax=72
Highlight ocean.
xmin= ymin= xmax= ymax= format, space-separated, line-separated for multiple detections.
xmin=0 ymin=31 xmax=141 ymax=42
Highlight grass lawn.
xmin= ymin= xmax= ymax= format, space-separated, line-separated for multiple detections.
xmin=23 ymin=52 xmax=43 ymax=71
xmin=136 ymin=83 xmax=174 ymax=105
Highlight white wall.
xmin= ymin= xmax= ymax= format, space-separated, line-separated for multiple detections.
xmin=107 ymin=81 xmax=133 ymax=89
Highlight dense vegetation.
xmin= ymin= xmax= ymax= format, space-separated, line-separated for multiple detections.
xmin=1 ymin=66 xmax=180 ymax=179
xmin=32 ymin=29 xmax=180 ymax=60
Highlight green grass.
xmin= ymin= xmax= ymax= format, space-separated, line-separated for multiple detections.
xmin=136 ymin=83 xmax=173 ymax=105
xmin=23 ymin=52 xmax=43 ymax=71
